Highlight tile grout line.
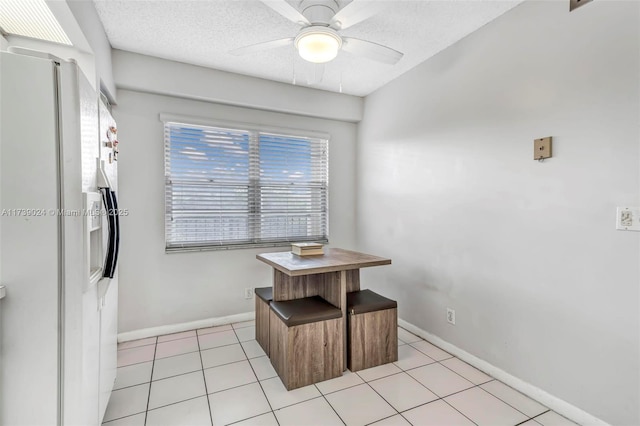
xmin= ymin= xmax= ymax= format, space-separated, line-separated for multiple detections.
xmin=433 ymin=355 xmax=488 ymax=384
xmin=257 ymin=389 xmax=320 ymax=412
xmin=143 ymin=394 xmax=211 ymax=417
xmin=151 ymin=367 xmax=203 ymax=384
xmin=354 ymin=368 xmax=398 ymax=382
xmin=357 ymin=366 xmax=480 ymax=426
xmin=360 ymin=370 xmax=406 ymax=384
xmin=360 ymin=377 xmax=403 ymax=420
xmin=226 ymin=411 xmax=275 ymax=426
xmin=314 ymin=384 xmax=347 ymax=426
xmin=359 ymin=366 xmax=479 ymax=426
xmin=399 ymin=327 xmax=495 ymax=384
xmin=114 ymin=325 xmax=551 ymax=426
xmin=207 ymin=378 xmax=261 ymax=396
xmin=117 ymin=342 xmax=157 ymax=352
xmin=439 ymin=397 xmax=481 ymax=426
xmin=408 ymin=346 xmax=454 ymax=362
xmin=363 ymin=368 xmax=479 ymax=425
xmin=200 ymin=339 xmax=250 ymax=352
xmin=126 ymin=340 xmax=244 ymax=366
xmin=195 ymin=332 xmax=215 ymax=426
xmin=157 ymin=333 xmax=199 ymax=344
xmin=117 ymin=348 xmax=255 ymax=392
xmin=112 ymin=380 xmax=153 ymax=393
xmin=202 ymin=357 xmax=252 ymax=373
xmin=372 ymin=363 xmax=448 ymax=425
xmin=529 ymin=409 xmax=553 ymax=423
xmin=143 ymin=337 xmax=158 ymax=426
xmin=398 ymin=412 xmax=414 ymax=425
xmin=231 ymin=322 xmax=255 ymax=330
xmin=196 ymin=327 xmax=236 ymax=336
xmin=432 ymin=357 xmax=548 ymax=421
xmin=377 ymin=364 xmax=519 ymax=426
xmin=471 ymin=384 xmax=542 ymax=421
xmin=318 ymin=379 xmax=370 ymax=397
xmin=118 ymin=324 xmax=242 ymax=350
xmin=394 ymin=343 xmax=480 ymax=424
xmin=363 ymin=413 xmax=404 ymax=426
xmin=104 ymin=377 xmax=521 ymax=426
xmin=357 ymin=378 xmax=437 ymax=426
xmin=102 ymin=412 xmax=142 ymax=425
xmin=131 ymin=333 xmax=199 ymax=347
xmin=231 ymin=326 xmax=280 ymax=426
xmin=116 ymin=359 xmax=156 ymax=369
xmin=398 ymin=327 xmax=550 ymax=421
xmin=148 ymin=326 xmax=244 ymax=347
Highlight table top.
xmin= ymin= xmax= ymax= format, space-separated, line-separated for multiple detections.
xmin=256 ymin=248 xmax=391 ymax=277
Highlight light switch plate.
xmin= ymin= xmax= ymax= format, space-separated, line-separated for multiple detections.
xmin=616 ymin=207 xmax=640 ymax=231
xmin=534 ymin=137 xmax=552 ymax=160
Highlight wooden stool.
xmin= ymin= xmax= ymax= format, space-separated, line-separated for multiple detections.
xmin=269 ymin=296 xmax=343 ymax=390
xmin=347 ymin=289 xmax=398 ymax=372
xmin=254 ymin=287 xmax=272 ymax=356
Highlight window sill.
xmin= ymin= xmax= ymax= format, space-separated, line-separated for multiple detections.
xmin=165 ymin=239 xmax=329 ymax=254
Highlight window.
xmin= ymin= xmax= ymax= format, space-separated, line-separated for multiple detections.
xmin=164 ymin=119 xmax=329 ymax=251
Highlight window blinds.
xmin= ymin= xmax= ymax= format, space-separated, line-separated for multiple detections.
xmin=164 ymin=121 xmax=328 ymax=250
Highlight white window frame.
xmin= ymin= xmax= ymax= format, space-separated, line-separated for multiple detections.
xmin=161 ymin=114 xmax=330 ymax=252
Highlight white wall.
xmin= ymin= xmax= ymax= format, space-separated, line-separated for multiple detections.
xmin=113 ymin=89 xmax=358 ymax=333
xmin=65 ymin=0 xmax=116 ymax=101
xmin=356 ymin=1 xmax=639 ymax=425
xmin=112 ymin=50 xmax=363 ymax=122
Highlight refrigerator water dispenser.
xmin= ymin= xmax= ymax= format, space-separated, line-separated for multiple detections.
xmin=84 ymin=191 xmax=103 ymax=289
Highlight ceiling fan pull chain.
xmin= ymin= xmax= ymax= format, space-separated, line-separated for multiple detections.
xmin=292 ymin=53 xmax=297 ymax=85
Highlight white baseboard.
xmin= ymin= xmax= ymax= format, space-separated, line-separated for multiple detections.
xmin=398 ymin=319 xmax=609 ymax=426
xmin=118 ymin=311 xmax=255 ymax=343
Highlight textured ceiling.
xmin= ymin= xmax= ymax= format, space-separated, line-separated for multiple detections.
xmin=93 ymin=0 xmax=524 ymax=97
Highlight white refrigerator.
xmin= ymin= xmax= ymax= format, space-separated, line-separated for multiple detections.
xmin=0 ymin=49 xmax=119 ymax=425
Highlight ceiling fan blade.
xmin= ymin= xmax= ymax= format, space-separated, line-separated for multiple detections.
xmin=342 ymin=37 xmax=403 ymax=65
xmin=330 ymin=1 xmax=389 ymax=30
xmin=229 ymin=38 xmax=294 ymax=56
xmin=260 ymin=0 xmax=310 ymax=26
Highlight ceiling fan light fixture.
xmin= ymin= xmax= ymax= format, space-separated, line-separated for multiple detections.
xmin=295 ymin=27 xmax=342 ymax=63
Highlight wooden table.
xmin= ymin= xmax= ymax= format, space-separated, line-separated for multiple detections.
xmin=256 ymin=248 xmax=391 ymax=370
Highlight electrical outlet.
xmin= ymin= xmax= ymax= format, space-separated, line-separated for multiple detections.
xmin=244 ymin=288 xmax=254 ymax=299
xmin=447 ymin=308 xmax=456 ymax=325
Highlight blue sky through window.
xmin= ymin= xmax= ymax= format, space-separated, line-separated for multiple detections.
xmin=165 ymin=122 xmax=328 ymax=248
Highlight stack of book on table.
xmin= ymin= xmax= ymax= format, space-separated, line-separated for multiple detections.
xmin=291 ymin=242 xmax=324 ymax=256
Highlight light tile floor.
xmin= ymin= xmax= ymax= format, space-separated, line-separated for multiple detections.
xmin=105 ymin=322 xmax=579 ymax=426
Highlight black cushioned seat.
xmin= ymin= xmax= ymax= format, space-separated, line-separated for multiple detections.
xmin=255 ymin=287 xmax=272 ymax=302
xmin=347 ymin=289 xmax=397 ymax=315
xmin=270 ymin=296 xmax=342 ymax=327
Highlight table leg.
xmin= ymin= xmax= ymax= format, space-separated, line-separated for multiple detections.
xmin=340 ymin=270 xmax=347 ymax=371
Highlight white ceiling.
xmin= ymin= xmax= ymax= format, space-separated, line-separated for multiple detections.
xmin=93 ymin=0 xmax=523 ymax=97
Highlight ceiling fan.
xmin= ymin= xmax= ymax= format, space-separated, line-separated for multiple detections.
xmin=230 ymin=0 xmax=404 ymax=65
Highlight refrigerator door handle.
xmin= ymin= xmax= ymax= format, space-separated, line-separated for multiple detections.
xmin=0 ymin=285 xmax=6 ymax=300
xmin=100 ymin=188 xmax=120 ymax=279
